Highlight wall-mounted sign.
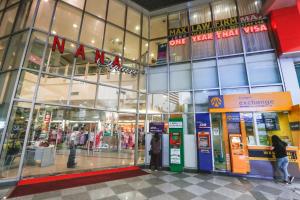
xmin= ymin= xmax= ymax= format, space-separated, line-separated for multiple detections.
xmin=290 ymin=122 xmax=300 ymax=131
xmin=168 ymin=14 xmax=267 ymax=46
xmin=52 ymin=36 xmax=139 ymax=76
xmin=169 ymin=121 xmax=183 ymax=129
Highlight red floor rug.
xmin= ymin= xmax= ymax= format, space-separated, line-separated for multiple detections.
xmin=8 ymin=166 xmax=148 ymax=198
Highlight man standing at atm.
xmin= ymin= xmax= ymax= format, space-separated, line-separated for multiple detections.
xmin=150 ymin=132 xmax=161 ymax=171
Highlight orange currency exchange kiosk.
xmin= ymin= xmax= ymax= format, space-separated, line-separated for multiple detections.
xmin=209 ymin=92 xmax=300 ymax=177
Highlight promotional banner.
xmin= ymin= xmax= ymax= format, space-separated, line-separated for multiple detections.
xmin=169 ymin=118 xmax=184 ymax=172
xmin=195 ymin=113 xmax=213 ymax=171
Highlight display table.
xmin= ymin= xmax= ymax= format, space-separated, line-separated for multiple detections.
xmin=26 ymin=146 xmax=55 ymax=167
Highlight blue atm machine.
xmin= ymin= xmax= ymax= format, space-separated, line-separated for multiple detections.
xmin=196 ymin=113 xmax=213 ymax=172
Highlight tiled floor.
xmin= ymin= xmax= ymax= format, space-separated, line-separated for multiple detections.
xmin=2 ymin=170 xmax=300 ymax=200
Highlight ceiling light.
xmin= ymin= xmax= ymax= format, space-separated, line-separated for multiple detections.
xmin=145 ymin=43 xmax=148 ymax=47
xmin=44 ymin=0 xmax=48 ymax=2
xmin=73 ymin=24 xmax=78 ymax=28
xmin=135 ymin=26 xmax=140 ymax=31
xmin=91 ymin=40 xmax=95 ymax=44
xmin=52 ymin=30 xmax=56 ymax=34
xmin=115 ymin=38 xmax=120 ymax=42
xmin=150 ymin=53 xmax=154 ymax=57
xmin=70 ymin=44 xmax=75 ymax=47
xmin=193 ymin=14 xmax=197 ymax=19
xmin=255 ymin=1 xmax=258 ymax=6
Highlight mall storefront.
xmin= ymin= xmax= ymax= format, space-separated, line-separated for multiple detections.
xmin=0 ymin=0 xmax=299 ymax=183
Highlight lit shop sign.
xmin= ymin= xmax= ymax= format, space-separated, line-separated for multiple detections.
xmin=52 ymin=36 xmax=139 ymax=76
xmin=168 ymin=14 xmax=267 ymax=46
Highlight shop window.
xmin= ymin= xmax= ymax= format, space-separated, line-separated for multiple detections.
xmin=222 ymin=87 xmax=249 ymax=94
xmin=80 ymin=14 xmax=105 ymax=48
xmin=1 ymin=31 xmax=28 ymax=71
xmin=107 ymin=0 xmax=125 ymax=28
xmin=169 ymin=37 xmax=190 ymax=63
xmin=119 ymin=90 xmax=137 ymax=112
xmin=170 ymin=63 xmax=192 ymax=91
xmin=14 ymin=0 xmax=37 ymax=31
xmin=62 ymin=0 xmax=84 ymax=9
xmin=15 ymin=70 xmax=38 ymax=100
xmin=124 ymin=32 xmax=140 ymax=61
xmin=126 ymin=7 xmax=141 ymax=35
xmin=142 ymin=15 xmax=149 ymax=39
xmin=0 ymin=102 xmax=31 ymax=179
xmin=147 ymin=93 xmax=169 ymax=113
xmin=98 ymin=53 xmax=120 ymax=87
xmin=43 ymin=37 xmax=76 ymax=77
xmin=96 ymin=85 xmax=118 ymax=110
xmin=242 ymin=27 xmax=271 ymax=52
xmin=34 ymin=0 xmax=55 ymax=32
xmin=120 ymin=60 xmax=138 ymax=90
xmin=150 ymin=15 xmax=167 ymax=39
xmin=237 ymin=0 xmax=261 ymax=16
xmin=149 ymin=39 xmax=167 ymax=65
xmin=139 ymin=93 xmax=146 ymax=113
xmin=51 ymin=2 xmax=82 ymax=41
xmin=195 ymin=90 xmax=219 ymax=112
xmin=247 ymin=53 xmax=281 ymax=85
xmin=295 ymin=63 xmax=300 ymax=87
xmin=0 ymin=5 xmax=18 ymax=37
xmin=69 ymin=80 xmax=96 ymax=108
xmin=103 ymin=24 xmax=124 ymax=56
xmin=169 ymin=92 xmax=193 ymax=113
xmin=36 ymin=74 xmax=70 ymax=105
xmin=147 ymin=65 xmax=167 ymax=93
xmin=85 ymin=0 xmax=107 ymax=19
xmin=23 ymin=32 xmax=47 ymax=71
xmin=251 ymin=86 xmax=283 ymax=93
xmin=141 ymin=39 xmax=148 ymax=65
xmin=0 ymin=38 xmax=9 ymax=69
xmin=192 ymin=59 xmax=218 ymax=89
xmin=218 ymin=56 xmax=248 ymax=87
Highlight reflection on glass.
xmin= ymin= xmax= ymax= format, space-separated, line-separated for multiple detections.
xmin=96 ymin=85 xmax=118 ymax=110
xmin=195 ymin=90 xmax=219 ymax=112
xmin=69 ymin=80 xmax=96 ymax=108
xmin=142 ymin=15 xmax=149 ymax=39
xmin=107 ymin=0 xmax=125 ymax=27
xmin=141 ymin=40 xmax=148 ymax=65
xmin=121 ymin=60 xmax=138 ymax=90
xmin=85 ymin=0 xmax=107 ymax=19
xmin=103 ymin=24 xmax=124 ymax=56
xmin=34 ymin=0 xmax=55 ymax=31
xmin=62 ymin=0 xmax=84 ymax=9
xmin=147 ymin=93 xmax=168 ymax=113
xmin=74 ymin=48 xmax=98 ymax=82
xmin=169 ymin=92 xmax=193 ymax=113
xmin=15 ymin=70 xmax=38 ymax=100
xmin=126 ymin=7 xmax=141 ymax=35
xmin=0 ymin=6 xmax=18 ymax=37
xmin=51 ymin=2 xmax=82 ymax=41
xmin=150 ymin=15 xmax=167 ymax=39
xmin=139 ymin=93 xmax=146 ymax=113
xmin=124 ymin=32 xmax=140 ymax=61
xmin=192 ymin=60 xmax=218 ymax=89
xmin=119 ymin=90 xmax=137 ymax=112
xmin=14 ymin=0 xmax=37 ymax=31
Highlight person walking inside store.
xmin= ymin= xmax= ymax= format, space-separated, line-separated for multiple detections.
xmin=271 ymin=135 xmax=294 ymax=184
xmin=67 ymin=127 xmax=79 ymax=168
xmin=150 ymin=132 xmax=161 ymax=171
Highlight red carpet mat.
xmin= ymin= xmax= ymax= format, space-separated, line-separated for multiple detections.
xmin=8 ymin=166 xmax=148 ymax=198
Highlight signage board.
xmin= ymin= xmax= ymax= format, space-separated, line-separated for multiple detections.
xmin=169 ymin=121 xmax=183 ymax=129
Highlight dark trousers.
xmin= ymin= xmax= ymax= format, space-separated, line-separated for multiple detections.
xmin=150 ymin=153 xmax=160 ymax=170
xmin=67 ymin=145 xmax=76 ymax=168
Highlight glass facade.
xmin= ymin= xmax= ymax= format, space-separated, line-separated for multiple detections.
xmin=0 ymin=0 xmax=286 ymax=181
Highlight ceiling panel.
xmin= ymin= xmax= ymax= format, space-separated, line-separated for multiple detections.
xmin=131 ymin=0 xmax=195 ymax=11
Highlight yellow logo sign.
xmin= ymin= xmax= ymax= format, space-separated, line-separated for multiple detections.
xmin=210 ymin=97 xmax=222 ymax=108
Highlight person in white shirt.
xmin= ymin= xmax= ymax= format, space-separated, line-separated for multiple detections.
xmin=67 ymin=127 xmax=79 ymax=168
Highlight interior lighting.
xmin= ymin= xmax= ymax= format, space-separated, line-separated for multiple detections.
xmin=115 ymin=38 xmax=120 ymax=42
xmin=73 ymin=24 xmax=78 ymax=28
xmin=193 ymin=14 xmax=198 ymax=19
xmin=145 ymin=43 xmax=148 ymax=47
xmin=70 ymin=44 xmax=75 ymax=47
xmin=52 ymin=30 xmax=56 ymax=34
xmin=255 ymin=1 xmax=258 ymax=6
xmin=91 ymin=40 xmax=95 ymax=44
xmin=150 ymin=53 xmax=154 ymax=57
xmin=135 ymin=26 xmax=140 ymax=31
xmin=44 ymin=0 xmax=48 ymax=2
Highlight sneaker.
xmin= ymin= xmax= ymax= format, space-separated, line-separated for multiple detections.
xmin=283 ymin=180 xmax=291 ymax=185
xmin=289 ymin=176 xmax=295 ymax=183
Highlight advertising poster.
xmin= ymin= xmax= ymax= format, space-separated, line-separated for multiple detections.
xmin=170 ymin=148 xmax=181 ymax=164
xmin=149 ymin=122 xmax=164 ymax=133
xmin=156 ymin=43 xmax=167 ymax=64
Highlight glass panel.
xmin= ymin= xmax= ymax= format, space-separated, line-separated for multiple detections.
xmin=85 ymin=0 xmax=107 ymax=19
xmin=168 ymin=10 xmax=188 ymax=29
xmin=147 ymin=93 xmax=168 ymax=113
xmin=119 ymin=90 xmax=137 ymax=112
xmin=0 ymin=38 xmax=9 ymax=69
xmin=23 ymin=32 xmax=47 ymax=70
xmin=247 ymin=53 xmax=281 ymax=85
xmin=43 ymin=37 xmax=76 ymax=77
xmin=98 ymin=54 xmax=120 ymax=87
xmin=219 ymin=56 xmax=248 ymax=87
xmin=0 ymin=0 xmax=6 ymax=10
xmin=0 ymin=71 xmax=17 ymax=139
xmin=142 ymin=15 xmax=149 ymax=39
xmin=15 ymin=70 xmax=38 ymax=100
xmin=139 ymin=93 xmax=146 ymax=113
xmin=2 ymin=31 xmax=28 ymax=71
xmin=124 ymin=32 xmax=140 ymax=61
xmin=238 ymin=0 xmax=262 ymax=16
xmin=241 ymin=113 xmax=257 ymax=145
xmin=103 ymin=24 xmax=124 ymax=56
xmin=222 ymin=87 xmax=249 ymax=94
xmin=69 ymin=80 xmax=96 ymax=108
xmin=62 ymin=0 xmax=84 ymax=9
xmin=195 ymin=90 xmax=219 ymax=112
xmin=96 ymin=85 xmax=118 ymax=110
xmin=150 ymin=15 xmax=167 ymax=39
xmin=107 ymin=0 xmax=125 ymax=27
xmin=141 ymin=39 xmax=148 ymax=65
xmin=184 ymin=113 xmax=194 ymax=135
xmin=14 ymin=0 xmax=37 ymax=31
xmin=251 ymin=86 xmax=283 ymax=93
xmin=242 ymin=24 xmax=271 ymax=52
xmin=0 ymin=102 xmax=31 ymax=179
xmin=211 ymin=113 xmax=227 ymax=171
xmin=169 ymin=37 xmax=190 ymax=63
xmin=126 ymin=7 xmax=141 ymax=35
xmin=34 ymin=0 xmax=55 ymax=32
xmin=80 ymin=14 xmax=105 ymax=48
xmin=139 ymin=66 xmax=146 ymax=92
xmin=137 ymin=114 xmax=146 ymax=164
xmin=51 ymin=2 xmax=82 ymax=41
xmin=193 ymin=59 xmax=218 ymax=89
xmin=169 ymin=92 xmax=193 ymax=113
xmin=36 ymin=74 xmax=70 ymax=105
xmin=121 ymin=60 xmax=138 ymax=90
xmin=170 ymin=63 xmax=192 ymax=91
xmin=0 ymin=5 xmax=18 ymax=37
xmin=147 ymin=65 xmax=167 ymax=93
xmin=149 ymin=39 xmax=167 ymax=65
